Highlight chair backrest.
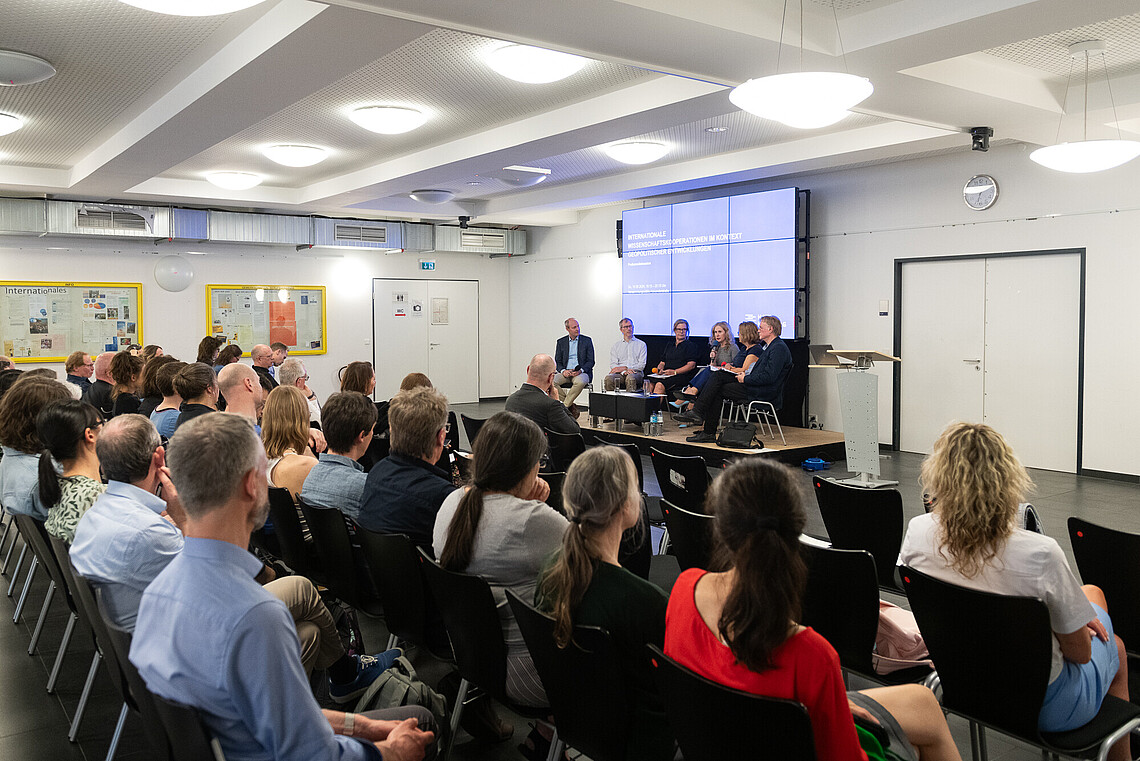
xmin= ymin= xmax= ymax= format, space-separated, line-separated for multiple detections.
xmin=812 ymin=476 xmax=904 ymax=592
xmin=900 ymin=566 xmax=1052 ymax=741
xmin=150 ymin=692 xmax=226 ymax=761
xmin=17 ymin=514 xmax=76 ymax=613
xmin=417 ymin=548 xmax=509 ymax=703
xmin=594 ymin=437 xmax=646 ymax=493
xmin=661 ymin=500 xmax=713 ymax=571
xmin=647 ymin=645 xmax=816 ymax=761
xmin=543 ymin=472 xmax=566 ymax=515
xmin=434 ymin=411 xmax=460 ymax=471
xmin=296 ymin=496 xmax=377 ymax=614
xmin=1068 ymin=516 xmax=1140 ymax=654
xmin=460 ymin=414 xmax=487 ymax=449
xmin=505 ymin=590 xmax=629 ymax=761
xmin=266 ymin=487 xmax=321 ymax=579
xmin=579 ymin=428 xmax=600 ymax=447
xmin=650 ymin=448 xmax=709 ymax=513
xmin=356 ymin=530 xmax=428 ymax=647
xmin=546 ymin=429 xmax=587 ymax=472
xmin=799 ymin=542 xmax=879 ymax=676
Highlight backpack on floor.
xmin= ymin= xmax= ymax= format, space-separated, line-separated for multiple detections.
xmin=320 ymin=591 xmax=366 ymax=659
xmin=354 ymin=656 xmax=450 ymax=747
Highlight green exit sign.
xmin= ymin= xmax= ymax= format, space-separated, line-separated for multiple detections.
xmin=419 ymin=260 xmax=436 ymax=271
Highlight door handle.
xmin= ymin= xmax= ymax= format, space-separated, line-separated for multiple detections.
xmin=962 ymin=359 xmax=981 ymax=363
xmin=429 ymin=343 xmax=441 ymax=347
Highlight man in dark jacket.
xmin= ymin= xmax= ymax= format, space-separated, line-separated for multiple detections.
xmin=505 ymin=354 xmax=580 ymax=435
xmin=552 ymin=317 xmax=594 ymax=418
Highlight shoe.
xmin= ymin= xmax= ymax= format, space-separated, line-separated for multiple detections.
xmin=329 ymin=648 xmax=403 ymax=704
xmin=674 ymin=410 xmax=703 ymax=424
xmin=568 ymin=403 xmax=580 ymax=420
xmin=602 ymin=417 xmax=615 ymax=424
xmin=518 ymin=724 xmax=569 ymax=761
xmin=686 ymin=432 xmax=717 ymax=443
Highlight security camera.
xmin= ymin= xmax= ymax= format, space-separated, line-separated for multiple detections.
xmin=458 ymin=216 xmax=470 ymax=229
xmin=970 ymin=127 xmax=993 ymax=152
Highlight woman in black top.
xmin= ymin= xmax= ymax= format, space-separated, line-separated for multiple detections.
xmin=136 ymin=355 xmax=178 ymax=418
xmin=648 ymin=319 xmax=702 ymax=397
xmin=172 ymin=363 xmax=219 ymax=430
xmin=109 ymin=351 xmax=144 ymax=418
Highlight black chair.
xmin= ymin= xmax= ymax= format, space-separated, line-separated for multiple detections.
xmin=16 ymin=515 xmax=66 ymax=656
xmin=460 ymin=414 xmax=487 ymax=449
xmin=660 ymin=500 xmax=713 ymax=571
xmin=296 ymin=496 xmax=383 ymax=617
xmin=543 ymin=472 xmax=566 ymax=515
xmin=579 ymin=428 xmax=600 ymax=447
xmin=1068 ymin=517 xmax=1140 ymax=658
xmin=417 ymin=549 xmax=550 ymax=758
xmin=799 ymin=542 xmax=931 ymax=685
xmin=9 ymin=514 xmax=43 ymax=622
xmin=266 ymin=487 xmax=323 ymax=581
xmin=812 ymin=476 xmax=904 ymax=594
xmin=45 ymin=535 xmax=89 ymax=694
xmin=649 ymin=448 xmax=710 ymax=513
xmin=434 ymin=411 xmax=460 ymax=472
xmin=150 ymin=692 xmax=227 ymax=761
xmin=356 ymin=530 xmax=449 ymax=657
xmin=546 ymin=429 xmax=586 ymax=472
xmin=454 ymin=450 xmax=473 ymax=481
xmin=647 ymin=645 xmax=817 ymax=761
xmin=901 ymin=565 xmax=1140 ymax=761
xmin=506 ymin=590 xmax=629 ymax=761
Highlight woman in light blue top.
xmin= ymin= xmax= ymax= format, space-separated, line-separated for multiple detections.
xmin=0 ymin=375 xmax=73 ymax=519
xmin=149 ymin=360 xmax=186 ymax=439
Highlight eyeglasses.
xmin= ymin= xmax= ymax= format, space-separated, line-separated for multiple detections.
xmin=441 ymin=422 xmax=451 ymax=433
xmin=674 ymin=326 xmax=688 ymax=333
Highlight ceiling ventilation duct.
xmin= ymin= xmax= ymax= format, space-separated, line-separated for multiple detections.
xmin=48 ymin=202 xmax=167 ymax=238
xmin=435 ymin=225 xmax=526 ymax=256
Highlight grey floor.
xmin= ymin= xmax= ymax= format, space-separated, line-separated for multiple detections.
xmin=0 ymin=398 xmax=1137 ymax=761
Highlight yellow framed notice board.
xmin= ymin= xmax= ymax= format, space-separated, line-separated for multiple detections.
xmin=206 ymin=285 xmax=326 ymax=355
xmin=1 ymin=281 xmax=143 ymax=362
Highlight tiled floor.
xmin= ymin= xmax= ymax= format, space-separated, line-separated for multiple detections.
xmin=1 ymin=401 xmax=1137 ymax=761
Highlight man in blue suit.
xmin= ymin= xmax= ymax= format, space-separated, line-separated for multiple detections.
xmin=553 ymin=317 xmax=594 ymax=419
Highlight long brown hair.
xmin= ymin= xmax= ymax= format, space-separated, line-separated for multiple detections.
xmin=438 ymin=411 xmax=546 ymax=571
xmin=339 ymin=361 xmax=374 ymax=394
xmin=261 ymin=385 xmax=311 ymax=459
xmin=708 ymin=458 xmax=806 ymax=673
xmin=109 ymin=351 xmax=143 ymax=400
xmin=0 ymin=376 xmax=73 ymax=454
xmin=139 ymin=355 xmax=178 ymax=399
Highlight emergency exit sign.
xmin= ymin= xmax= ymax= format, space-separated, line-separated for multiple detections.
xmin=419 ymin=260 xmax=436 ymax=271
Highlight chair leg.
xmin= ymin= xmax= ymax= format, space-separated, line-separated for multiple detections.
xmin=13 ymin=556 xmax=39 ymax=623
xmin=386 ymin=633 xmax=398 ymax=651
xmin=27 ymin=580 xmax=55 ymax=654
xmin=0 ymin=513 xmax=12 ymax=563
xmin=657 ymin=528 xmax=670 ymax=556
xmin=105 ymin=702 xmax=128 ymax=761
xmin=69 ymin=651 xmax=102 ymax=742
xmin=545 ymin=730 xmax=563 ymax=761
xmin=445 ymin=677 xmax=469 ymax=760
xmin=968 ymin=722 xmax=982 ymax=761
xmin=47 ymin=612 xmax=77 ymax=693
xmin=7 ymin=543 xmax=27 ymax=595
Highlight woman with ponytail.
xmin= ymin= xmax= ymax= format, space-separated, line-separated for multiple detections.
xmin=38 ymin=400 xmax=105 ymax=542
xmin=536 ymin=446 xmax=672 ymax=761
xmin=665 ymin=458 xmax=961 ymax=761
xmin=433 ymin=411 xmax=567 ymax=708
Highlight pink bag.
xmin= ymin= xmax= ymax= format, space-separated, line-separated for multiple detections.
xmin=872 ymin=600 xmax=934 ymax=675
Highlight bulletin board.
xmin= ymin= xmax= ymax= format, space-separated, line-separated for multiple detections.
xmin=0 ymin=281 xmax=143 ymax=362
xmin=206 ymin=285 xmax=326 ymax=355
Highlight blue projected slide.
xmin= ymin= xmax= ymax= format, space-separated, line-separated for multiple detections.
xmin=622 ymin=187 xmax=797 ymax=335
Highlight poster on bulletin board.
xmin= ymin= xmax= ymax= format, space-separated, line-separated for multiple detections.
xmin=0 ymin=281 xmax=143 ymax=362
xmin=206 ymin=285 xmax=326 ymax=355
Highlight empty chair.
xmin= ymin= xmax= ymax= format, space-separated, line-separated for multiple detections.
xmin=661 ymin=500 xmax=713 ymax=571
xmin=812 ymin=476 xmax=905 ymax=594
xmin=459 ymin=414 xmax=487 ymax=449
xmin=739 ymin=399 xmax=786 ymax=445
xmin=356 ymin=529 xmax=447 ymax=656
xmin=266 ymin=487 xmax=323 ymax=581
xmin=1067 ymin=517 xmax=1140 ymax=658
xmin=546 ymin=429 xmax=586 ymax=472
xmin=901 ymin=565 xmax=1140 ymax=761
xmin=296 ymin=496 xmax=383 ymax=617
xmin=649 ymin=448 xmax=710 ymax=513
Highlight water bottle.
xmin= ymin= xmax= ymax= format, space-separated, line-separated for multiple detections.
xmin=650 ymin=412 xmax=658 ymax=436
xmin=656 ymin=411 xmax=663 ymax=436
xmin=653 ymin=411 xmax=662 ymax=436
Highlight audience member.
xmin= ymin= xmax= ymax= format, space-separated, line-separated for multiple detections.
xmin=270 ymin=341 xmax=289 ymax=376
xmin=0 ymin=368 xmax=24 ymax=400
xmin=0 ymin=375 xmax=73 ymax=519
xmin=137 ymin=354 xmax=177 ymax=418
xmin=196 ymin=335 xmax=223 ymax=366
xmin=358 ymin=386 xmax=456 ymax=549
xmin=150 ymin=361 xmax=186 ymax=438
xmin=173 ymin=363 xmax=219 ymax=430
xmin=434 ymin=411 xmax=565 ymax=708
xmin=262 ymin=386 xmax=319 ymax=498
xmin=251 ymin=344 xmax=279 ymax=393
xmin=536 ymin=446 xmax=671 ymax=760
xmin=214 ymin=343 xmax=243 ymax=374
xmin=218 ymin=363 xmax=264 ymax=425
xmin=648 ymin=319 xmax=701 ymax=398
xmin=64 ymin=351 xmax=94 ymax=395
xmin=340 ymin=361 xmax=375 ymax=395
xmin=38 ymin=399 xmax=105 ymax=543
xmin=603 ymin=317 xmax=647 ymax=392
xmin=130 ymin=413 xmax=434 ymax=761
xmin=665 ymin=458 xmax=961 ymax=761
xmin=0 ymin=356 xmax=13 ymax=370
xmin=553 ymin=318 xmax=594 ymax=417
xmin=504 ymin=354 xmax=579 ymax=435
xmin=109 ymin=351 xmax=144 ymax=417
xmin=141 ymin=344 xmax=163 ymax=364
xmin=901 ymin=422 xmax=1129 ymax=758
xmin=84 ymin=352 xmax=115 ymax=418
xmin=400 ymin=373 xmax=432 ymax=391
xmin=278 ymin=357 xmax=321 ymax=426
xmin=300 ymin=391 xmax=377 ymax=520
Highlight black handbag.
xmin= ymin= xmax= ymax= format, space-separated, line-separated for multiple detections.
xmin=716 ymin=421 xmax=762 ymax=449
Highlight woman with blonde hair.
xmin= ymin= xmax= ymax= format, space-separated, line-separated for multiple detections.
xmin=261 ymin=385 xmax=318 ymax=497
xmin=672 ymin=320 xmax=763 ymax=413
xmin=900 ymin=422 xmax=1129 ymax=759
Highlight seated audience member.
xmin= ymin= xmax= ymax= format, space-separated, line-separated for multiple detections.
xmin=0 ymin=375 xmax=73 ymax=519
xmin=218 ymin=363 xmax=265 ymax=425
xmin=130 ymin=414 xmax=435 ymax=761
xmin=604 ymin=318 xmax=647 ymax=392
xmin=64 ymin=351 xmax=95 ymax=395
xmin=141 ymin=344 xmax=163 ymax=364
xmin=676 ymin=315 xmax=792 ymax=443
xmin=373 ymin=372 xmax=434 ymax=443
xmin=505 ymin=354 xmax=579 ymax=435
xmin=648 ymin=319 xmax=701 ymax=398
xmin=300 ymin=391 xmax=377 ymax=520
xmin=434 ymin=411 xmax=566 ymax=708
xmin=901 ymin=423 xmax=1129 ymax=758
xmin=109 ymin=351 xmax=144 ymax=418
xmin=251 ymin=344 xmax=279 ymax=393
xmin=0 ymin=368 xmax=24 ymax=400
xmin=196 ymin=335 xmax=223 ymax=366
xmin=676 ymin=322 xmax=736 ymax=399
xmin=262 ymin=386 xmax=319 ymax=498
xmin=400 ymin=373 xmax=432 ymax=391
xmin=173 ymin=363 xmax=219 ymax=430
xmin=340 ymin=361 xmax=376 ymax=395
xmin=358 ymin=386 xmax=456 ymax=549
xmin=279 ymin=357 xmax=321 ymax=426
xmin=214 ymin=343 xmax=243 ymax=375
xmin=39 ymin=400 xmax=106 ymax=543
xmin=137 ymin=355 xmax=178 ymax=418
xmin=271 ymin=341 xmax=289 ymax=373
xmin=553 ymin=317 xmax=594 ymax=417
xmin=536 ymin=446 xmax=672 ymax=761
xmin=0 ymin=356 xmax=13 ymax=370
xmin=149 ymin=361 xmax=186 ymax=438
xmin=665 ymin=458 xmax=962 ymax=761
xmin=83 ymin=352 xmax=115 ymax=418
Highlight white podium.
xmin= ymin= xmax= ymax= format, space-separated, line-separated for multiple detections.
xmin=826 ymin=350 xmax=901 ymax=489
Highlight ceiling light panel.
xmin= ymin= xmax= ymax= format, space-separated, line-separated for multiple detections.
xmin=262 ymin=144 xmax=328 ymax=167
xmin=206 ymin=171 xmax=262 ymax=189
xmin=0 ymin=114 xmax=23 ymax=136
xmin=118 ymin=0 xmax=269 ymax=15
xmin=0 ymin=50 xmax=56 ymax=86
xmin=485 ymin=43 xmax=589 ymax=84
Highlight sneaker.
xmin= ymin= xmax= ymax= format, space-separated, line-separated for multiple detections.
xmin=686 ymin=432 xmax=717 ymax=443
xmin=329 ymin=648 xmax=403 ymax=704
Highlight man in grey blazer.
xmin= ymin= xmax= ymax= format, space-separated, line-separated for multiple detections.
xmin=505 ymin=354 xmax=580 ymax=435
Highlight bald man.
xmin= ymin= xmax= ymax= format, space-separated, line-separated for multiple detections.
xmin=218 ymin=364 xmax=264 ymax=424
xmin=504 ymin=354 xmax=579 ymax=435
xmin=83 ymin=351 xmax=116 ymax=418
xmin=250 ymin=344 xmax=278 ymax=394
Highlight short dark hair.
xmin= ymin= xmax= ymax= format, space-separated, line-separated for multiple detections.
xmin=321 ymin=392 xmax=377 ymax=452
xmin=270 ymin=342 xmax=288 ymax=352
xmin=97 ymin=414 xmax=161 ymax=483
xmin=173 ymin=363 xmax=216 ymax=401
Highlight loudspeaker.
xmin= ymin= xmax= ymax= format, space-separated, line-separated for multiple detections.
xmin=616 ymin=220 xmax=623 ymax=258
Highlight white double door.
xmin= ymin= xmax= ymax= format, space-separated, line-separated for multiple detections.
xmin=898 ymin=252 xmax=1081 ymax=472
xmin=372 ymin=279 xmax=479 ymax=403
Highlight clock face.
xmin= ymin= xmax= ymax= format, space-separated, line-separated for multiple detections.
xmin=963 ymin=174 xmax=998 ymax=210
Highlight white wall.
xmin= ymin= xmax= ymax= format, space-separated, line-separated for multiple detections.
xmin=515 ymin=143 xmax=1140 ymax=476
xmin=0 ymin=237 xmax=512 ymax=401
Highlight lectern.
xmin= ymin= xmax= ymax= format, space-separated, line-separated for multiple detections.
xmin=824 ymin=350 xmax=901 ymax=488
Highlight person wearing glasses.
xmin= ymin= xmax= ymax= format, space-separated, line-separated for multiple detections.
xmin=39 ymin=399 xmax=106 ymax=543
xmin=64 ymin=351 xmax=95 ymax=395
xmin=279 ymin=357 xmax=321 ymax=426
xmin=648 ymin=318 xmax=702 ymax=398
xmin=603 ymin=318 xmax=648 ymax=392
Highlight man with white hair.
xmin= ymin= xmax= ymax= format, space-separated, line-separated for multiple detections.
xmin=279 ymin=357 xmax=321 ymax=426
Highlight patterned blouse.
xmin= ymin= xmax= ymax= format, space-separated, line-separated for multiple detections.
xmin=45 ymin=475 xmax=107 ymax=544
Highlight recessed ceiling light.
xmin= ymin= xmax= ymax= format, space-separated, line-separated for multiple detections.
xmin=206 ymin=171 xmax=261 ymax=190
xmin=349 ymin=106 xmax=428 ymax=135
xmin=502 ymin=165 xmax=551 ymax=175
xmin=409 ymin=189 xmax=456 ymax=204
xmin=497 ymin=170 xmax=548 ymax=187
xmin=0 ymin=51 xmax=55 ymax=87
xmin=704 ymin=126 xmax=728 ymax=133
xmin=486 ymin=43 xmax=588 ymax=84
xmin=466 ymin=181 xmax=483 ymax=186
xmin=118 ymin=0 xmax=269 ymax=15
xmin=0 ymin=113 xmax=23 ymax=136
xmin=603 ymin=141 xmax=669 ymax=165
xmin=262 ymin=144 xmax=328 ymax=167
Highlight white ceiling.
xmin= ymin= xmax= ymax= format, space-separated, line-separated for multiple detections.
xmin=1 ymin=0 xmax=1139 ymax=228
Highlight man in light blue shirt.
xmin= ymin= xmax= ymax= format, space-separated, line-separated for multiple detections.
xmin=553 ymin=317 xmax=595 ymax=415
xmin=301 ymin=392 xmax=377 ymax=520
xmin=131 ymin=414 xmax=435 ymax=761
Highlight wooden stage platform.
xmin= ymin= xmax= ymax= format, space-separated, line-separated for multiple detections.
xmin=581 ymin=417 xmax=846 ymax=468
